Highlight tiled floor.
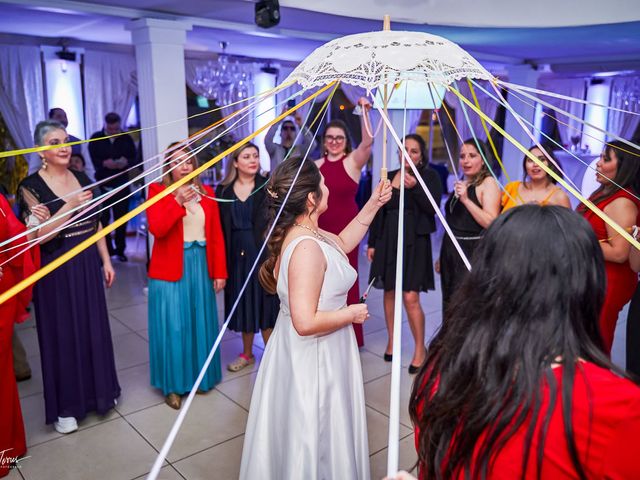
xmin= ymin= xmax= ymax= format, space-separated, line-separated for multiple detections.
xmin=10 ymin=234 xmax=629 ymax=480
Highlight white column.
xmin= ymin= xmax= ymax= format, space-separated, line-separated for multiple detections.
xmin=41 ymin=46 xmax=93 ymax=179
xmin=127 ymin=18 xmax=192 ymax=175
xmin=502 ymin=65 xmax=541 ymax=181
xmin=41 ymin=46 xmax=86 ymax=140
xmin=582 ymin=79 xmax=611 ymax=154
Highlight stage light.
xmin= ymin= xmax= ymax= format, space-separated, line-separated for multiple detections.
xmin=260 ymin=63 xmax=279 ymax=75
xmin=55 ymin=47 xmax=76 ymax=62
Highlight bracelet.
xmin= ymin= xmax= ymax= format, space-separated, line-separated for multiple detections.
xmin=355 ymin=216 xmax=371 ymax=227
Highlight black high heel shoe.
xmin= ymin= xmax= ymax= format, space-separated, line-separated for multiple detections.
xmin=383 ymin=353 xmax=392 ymax=362
xmin=408 ymin=364 xmax=421 ymax=375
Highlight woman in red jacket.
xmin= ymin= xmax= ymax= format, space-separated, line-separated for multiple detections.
xmin=0 ymin=194 xmax=44 ymax=477
xmin=147 ymin=144 xmax=227 ymax=410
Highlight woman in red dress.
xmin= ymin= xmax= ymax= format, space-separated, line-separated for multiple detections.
xmin=402 ymin=205 xmax=640 ymax=480
xmin=578 ymin=140 xmax=640 ymax=354
xmin=0 ymin=194 xmax=45 ymax=477
xmin=315 ymin=98 xmax=373 ymax=347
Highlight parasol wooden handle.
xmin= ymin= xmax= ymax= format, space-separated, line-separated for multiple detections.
xmin=381 ymin=14 xmax=391 ymax=183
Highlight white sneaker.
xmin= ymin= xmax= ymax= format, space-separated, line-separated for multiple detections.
xmin=54 ymin=416 xmax=78 ymax=434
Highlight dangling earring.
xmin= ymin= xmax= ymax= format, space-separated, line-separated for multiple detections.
xmin=40 ymin=157 xmax=47 ymax=170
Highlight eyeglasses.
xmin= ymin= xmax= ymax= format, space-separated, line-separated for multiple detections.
xmin=325 ymin=135 xmax=346 ymax=143
xmin=281 ymin=125 xmax=295 ymax=132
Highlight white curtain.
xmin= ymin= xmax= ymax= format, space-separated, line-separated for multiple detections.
xmin=607 ymin=76 xmax=640 ymax=142
xmin=444 ymin=80 xmax=498 ymax=142
xmin=0 ymin=45 xmax=46 ymax=172
xmin=83 ymin=50 xmax=137 ymax=139
xmin=276 ymin=65 xmax=300 ymax=111
xmin=536 ymin=77 xmax=587 ymax=145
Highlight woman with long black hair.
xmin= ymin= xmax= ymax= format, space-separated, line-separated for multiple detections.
xmin=436 ymin=139 xmax=501 ymax=312
xmin=501 ymin=145 xmax=570 ymax=211
xmin=405 ymin=206 xmax=640 ymax=480
xmin=577 ymin=141 xmax=640 ymax=354
xmin=216 ymin=143 xmax=279 ymax=372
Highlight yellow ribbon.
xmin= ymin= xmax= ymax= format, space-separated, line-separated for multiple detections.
xmin=0 ymin=81 xmax=296 ymax=159
xmin=467 ymin=78 xmax=510 ymax=182
xmin=448 ymin=84 xmax=640 ymax=252
xmin=0 ymin=81 xmax=335 ymax=306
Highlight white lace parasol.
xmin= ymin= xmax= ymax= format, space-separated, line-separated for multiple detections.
xmin=285 ymin=30 xmax=493 ymax=91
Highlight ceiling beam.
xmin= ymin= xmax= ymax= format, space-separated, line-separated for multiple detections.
xmin=0 ymin=0 xmax=531 ymax=66
xmin=1 ymin=0 xmax=336 ymax=41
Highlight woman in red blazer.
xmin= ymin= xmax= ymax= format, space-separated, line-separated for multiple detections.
xmin=147 ymin=144 xmax=227 ymax=410
xmin=0 ymin=193 xmax=43 ymax=477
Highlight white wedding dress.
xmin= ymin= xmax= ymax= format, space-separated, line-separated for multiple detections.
xmin=239 ymin=235 xmax=370 ymax=480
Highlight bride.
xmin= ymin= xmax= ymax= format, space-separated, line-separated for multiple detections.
xmin=239 ymin=157 xmax=392 ymax=479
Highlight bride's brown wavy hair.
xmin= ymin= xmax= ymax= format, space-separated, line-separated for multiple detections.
xmin=258 ymin=156 xmax=324 ymax=294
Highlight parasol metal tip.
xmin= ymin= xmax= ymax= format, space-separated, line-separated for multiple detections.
xmin=383 ymin=15 xmax=391 ymax=31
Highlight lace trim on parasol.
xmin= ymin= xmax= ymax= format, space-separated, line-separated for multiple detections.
xmin=285 ymin=31 xmax=493 ymax=91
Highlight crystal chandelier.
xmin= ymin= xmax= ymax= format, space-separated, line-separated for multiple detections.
xmin=193 ymin=42 xmax=253 ymax=105
xmin=612 ymin=76 xmax=640 ymax=114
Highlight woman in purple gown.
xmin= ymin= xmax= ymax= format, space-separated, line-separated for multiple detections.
xmin=17 ymin=120 xmax=120 ymax=434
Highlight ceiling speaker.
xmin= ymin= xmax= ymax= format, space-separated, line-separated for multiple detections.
xmin=255 ymin=0 xmax=280 ymax=29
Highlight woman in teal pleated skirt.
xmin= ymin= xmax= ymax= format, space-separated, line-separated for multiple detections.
xmin=148 ymin=241 xmax=222 ymax=395
xmin=146 ymin=144 xmax=228 ymax=409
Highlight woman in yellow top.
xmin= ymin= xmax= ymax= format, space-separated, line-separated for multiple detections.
xmin=502 ymin=146 xmax=571 ymax=212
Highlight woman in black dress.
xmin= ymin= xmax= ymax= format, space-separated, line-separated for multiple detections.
xmin=437 ymin=139 xmax=501 ymax=315
xmin=17 ymin=120 xmax=120 ymax=434
xmin=367 ymin=134 xmax=443 ymax=373
xmin=216 ymin=143 xmax=279 ymax=372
